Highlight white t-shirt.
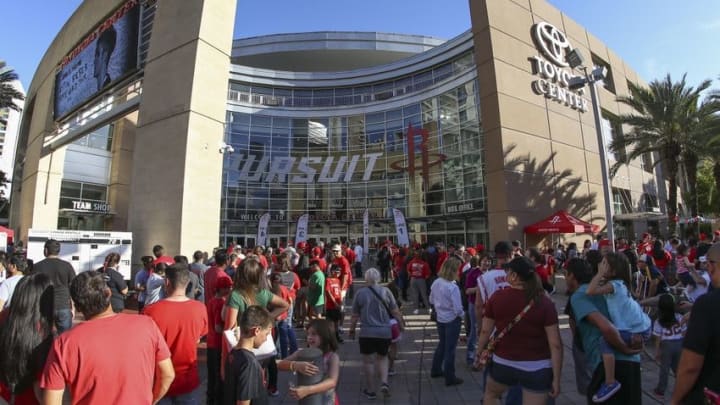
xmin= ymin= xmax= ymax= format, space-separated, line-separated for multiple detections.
xmin=652 ymin=314 xmax=686 ymax=341
xmin=0 ymin=274 xmax=24 ymax=309
xmin=353 ymin=245 xmax=363 ymax=263
xmin=686 ymin=271 xmax=711 ymax=303
xmin=477 ymin=268 xmax=509 ymax=303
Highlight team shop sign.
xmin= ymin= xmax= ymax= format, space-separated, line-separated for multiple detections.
xmin=530 ymin=22 xmax=589 ymax=113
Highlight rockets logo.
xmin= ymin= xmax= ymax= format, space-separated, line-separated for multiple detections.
xmin=390 ymin=124 xmax=446 ymax=188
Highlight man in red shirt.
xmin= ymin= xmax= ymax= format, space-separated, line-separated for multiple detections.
xmin=325 ymin=267 xmax=344 ymax=343
xmin=205 ymin=276 xmax=232 ymax=405
xmin=204 ymin=251 xmax=232 ymax=306
xmin=145 ymin=264 xmax=208 ymax=404
xmin=153 ymin=244 xmax=175 ymax=267
xmin=407 ymin=249 xmax=431 ymax=314
xmin=331 ymin=244 xmax=352 ymax=332
xmin=41 ymin=271 xmax=175 ymax=405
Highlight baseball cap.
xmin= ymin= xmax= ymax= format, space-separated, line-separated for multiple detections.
xmin=699 ymin=256 xmax=708 ymax=263
xmin=598 ymin=239 xmax=611 ymax=247
xmin=216 ymin=277 xmax=233 ymax=289
xmin=466 ymin=247 xmax=477 ymax=257
xmin=331 ymin=244 xmax=341 ymax=252
xmin=503 ymin=256 xmax=535 ymax=279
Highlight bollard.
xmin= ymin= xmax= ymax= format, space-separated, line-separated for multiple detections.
xmin=294 ymin=347 xmax=325 ymax=405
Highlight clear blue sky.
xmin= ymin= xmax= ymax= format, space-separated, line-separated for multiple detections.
xmin=2 ymin=0 xmax=718 ymax=92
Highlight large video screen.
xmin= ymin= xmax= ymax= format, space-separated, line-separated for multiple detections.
xmin=54 ymin=0 xmax=140 ymax=119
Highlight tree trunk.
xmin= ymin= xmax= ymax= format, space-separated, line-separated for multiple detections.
xmin=684 ymin=153 xmax=700 ymax=237
xmin=714 ymin=161 xmax=720 ymax=206
xmin=666 ymin=157 xmax=679 ymax=236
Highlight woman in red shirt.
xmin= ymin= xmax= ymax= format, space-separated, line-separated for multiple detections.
xmin=475 ymin=256 xmax=562 ymax=404
xmin=0 ymin=272 xmax=55 ymax=405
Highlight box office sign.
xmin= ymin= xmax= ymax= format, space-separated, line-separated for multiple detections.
xmin=530 ymin=22 xmax=589 ymax=113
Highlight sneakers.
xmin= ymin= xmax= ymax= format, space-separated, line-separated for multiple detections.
xmin=592 ymin=381 xmax=622 ymax=403
xmin=380 ymin=383 xmax=391 ymax=397
xmin=362 ymin=389 xmax=377 ymax=400
xmin=267 ymin=386 xmax=279 ymax=397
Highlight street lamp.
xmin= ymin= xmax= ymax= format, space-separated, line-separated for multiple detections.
xmin=566 ymin=48 xmax=615 ymax=251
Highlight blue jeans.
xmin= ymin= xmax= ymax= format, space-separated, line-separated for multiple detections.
xmin=277 ymin=310 xmax=298 ymax=358
xmin=600 ymin=328 xmax=651 ymax=355
xmin=431 ymin=316 xmax=461 ymax=384
xmin=55 ymin=308 xmax=73 ymax=333
xmin=157 ymin=387 xmax=199 ymax=405
xmin=466 ymin=304 xmax=478 ymax=362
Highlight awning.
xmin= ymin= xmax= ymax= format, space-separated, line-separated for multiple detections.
xmin=524 ymin=210 xmax=599 ymax=234
xmin=0 ymin=225 xmax=14 ymax=243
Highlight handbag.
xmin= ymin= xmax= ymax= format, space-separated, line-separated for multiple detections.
xmin=478 ymin=299 xmax=535 ymax=366
xmin=367 ymin=286 xmax=401 ymax=340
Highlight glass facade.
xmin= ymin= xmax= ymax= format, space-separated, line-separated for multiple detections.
xmin=221 ymin=80 xmax=488 ymax=247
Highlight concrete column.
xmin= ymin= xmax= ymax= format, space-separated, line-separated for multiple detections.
xmin=129 ymin=0 xmax=237 ymax=258
xmin=108 ymin=111 xmax=137 ymax=231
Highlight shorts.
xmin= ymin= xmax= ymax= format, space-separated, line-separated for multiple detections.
xmin=359 ymin=337 xmax=391 ymax=356
xmin=489 ymin=362 xmax=553 ymax=393
xmin=326 ymin=308 xmax=342 ymax=322
xmin=312 ymin=305 xmax=325 ymax=316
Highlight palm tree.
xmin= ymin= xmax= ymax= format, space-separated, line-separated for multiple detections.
xmin=0 ymin=61 xmax=25 ymax=125
xmin=611 ymin=74 xmax=712 ymax=235
xmin=680 ymin=96 xmax=720 ymax=220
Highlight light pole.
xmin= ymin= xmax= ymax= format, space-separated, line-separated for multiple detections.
xmin=567 ymin=49 xmax=615 ymax=251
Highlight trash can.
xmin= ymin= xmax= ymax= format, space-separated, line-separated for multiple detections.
xmin=294 ymin=347 xmax=325 ymax=405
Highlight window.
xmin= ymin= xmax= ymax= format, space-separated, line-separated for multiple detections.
xmin=643 ymin=193 xmax=660 ymax=212
xmin=601 ymin=111 xmax=626 ymax=162
xmin=612 ymin=188 xmax=631 ymax=215
xmin=591 ymin=53 xmax=615 ymax=94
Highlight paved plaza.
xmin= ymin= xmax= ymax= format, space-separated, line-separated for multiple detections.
xmin=190 ymin=275 xmax=670 ymax=405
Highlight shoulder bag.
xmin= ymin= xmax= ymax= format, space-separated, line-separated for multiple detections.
xmin=478 ymin=299 xmax=535 ymax=366
xmin=367 ymin=286 xmax=401 ymax=340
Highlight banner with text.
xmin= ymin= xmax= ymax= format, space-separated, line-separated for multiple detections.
xmin=363 ymin=209 xmax=370 ymax=254
xmin=392 ymin=208 xmax=410 ymax=247
xmin=256 ymin=213 xmax=270 ymax=247
xmin=295 ymin=214 xmax=309 ymax=244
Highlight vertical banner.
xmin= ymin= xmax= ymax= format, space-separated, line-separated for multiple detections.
xmin=392 ymin=208 xmax=410 ymax=247
xmin=256 ymin=213 xmax=270 ymax=247
xmin=295 ymin=214 xmax=309 ymax=244
xmin=363 ymin=209 xmax=370 ymax=254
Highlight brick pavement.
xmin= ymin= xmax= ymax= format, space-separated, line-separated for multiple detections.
xmin=192 ymin=275 xmax=672 ymax=405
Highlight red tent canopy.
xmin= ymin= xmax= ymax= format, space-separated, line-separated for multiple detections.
xmin=524 ymin=210 xmax=599 ymax=234
xmin=0 ymin=225 xmax=14 ymax=243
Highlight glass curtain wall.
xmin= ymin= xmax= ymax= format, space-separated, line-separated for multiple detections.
xmin=222 ymin=80 xmax=486 ymax=246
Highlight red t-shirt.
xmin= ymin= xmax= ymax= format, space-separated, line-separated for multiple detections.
xmin=153 ymin=255 xmax=175 ymax=267
xmin=206 ymin=296 xmax=226 ymax=349
xmin=484 ymin=288 xmax=558 ymax=361
xmin=333 ymin=256 xmax=352 ymax=290
xmin=276 ymin=286 xmax=291 ymax=321
xmin=653 ymin=251 xmax=673 ymax=271
xmin=258 ymin=255 xmax=269 ymax=270
xmin=144 ymin=300 xmax=208 ymax=397
xmin=436 ymin=251 xmax=449 ymax=271
xmin=535 ymin=264 xmax=550 ymax=283
xmin=204 ymin=266 xmax=232 ymax=305
xmin=325 ymin=277 xmax=342 ymax=310
xmin=407 ymin=258 xmax=430 ymax=279
xmin=41 ymin=314 xmax=171 ymax=405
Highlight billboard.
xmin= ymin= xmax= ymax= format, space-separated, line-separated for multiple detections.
xmin=54 ymin=0 xmax=140 ymax=119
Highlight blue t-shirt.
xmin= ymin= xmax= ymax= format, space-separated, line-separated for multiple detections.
xmin=571 ymin=284 xmax=641 ymax=370
xmin=605 ymin=280 xmax=651 ymax=333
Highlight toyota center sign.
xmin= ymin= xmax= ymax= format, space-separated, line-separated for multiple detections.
xmin=530 ymin=22 xmax=589 ymax=113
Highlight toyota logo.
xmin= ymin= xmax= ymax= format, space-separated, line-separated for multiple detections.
xmin=533 ymin=22 xmax=571 ymax=67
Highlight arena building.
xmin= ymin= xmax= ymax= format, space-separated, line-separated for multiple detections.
xmin=10 ymin=0 xmax=669 ymax=259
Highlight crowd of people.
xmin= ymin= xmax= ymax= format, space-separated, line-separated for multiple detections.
xmin=0 ymin=231 xmax=717 ymax=405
